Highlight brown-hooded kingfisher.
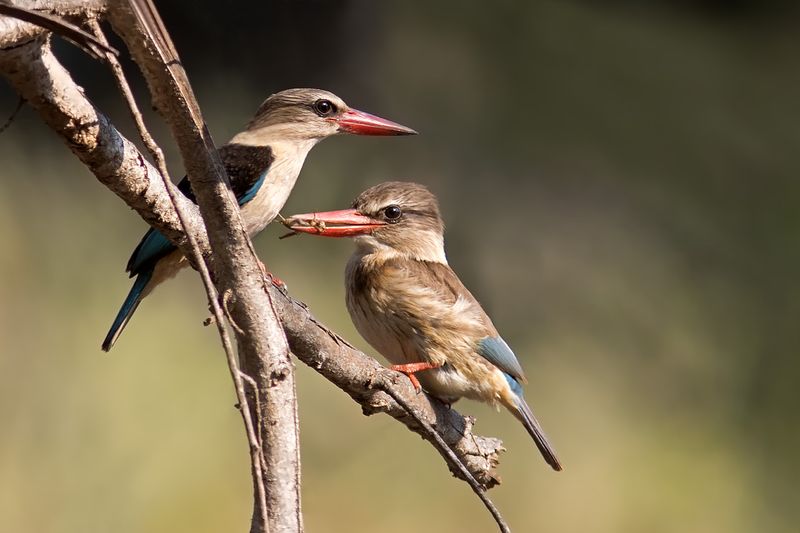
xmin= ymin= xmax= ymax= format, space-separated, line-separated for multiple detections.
xmin=102 ymin=89 xmax=416 ymax=351
xmin=283 ymin=181 xmax=562 ymax=471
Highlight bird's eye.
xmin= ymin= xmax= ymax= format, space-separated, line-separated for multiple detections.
xmin=313 ymin=99 xmax=336 ymax=117
xmin=383 ymin=205 xmax=402 ymax=221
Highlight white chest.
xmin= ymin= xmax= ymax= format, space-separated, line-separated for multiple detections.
xmin=232 ymin=138 xmax=316 ymax=237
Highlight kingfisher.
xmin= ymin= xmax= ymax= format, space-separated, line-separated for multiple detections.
xmin=283 ymin=181 xmax=562 ymax=471
xmin=102 ymin=89 xmax=416 ymax=351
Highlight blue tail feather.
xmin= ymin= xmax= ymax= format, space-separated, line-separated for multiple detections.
xmin=102 ymin=269 xmax=153 ymax=351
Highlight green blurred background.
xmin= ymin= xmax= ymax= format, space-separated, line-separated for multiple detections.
xmin=1 ymin=1 xmax=798 ymax=531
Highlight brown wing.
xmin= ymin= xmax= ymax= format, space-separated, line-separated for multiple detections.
xmin=402 ymin=260 xmax=528 ymax=383
xmin=408 ymin=259 xmax=498 ymax=332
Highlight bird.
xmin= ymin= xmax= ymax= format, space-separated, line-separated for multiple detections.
xmin=282 ymin=181 xmax=562 ymax=471
xmin=102 ymin=89 xmax=416 ymax=351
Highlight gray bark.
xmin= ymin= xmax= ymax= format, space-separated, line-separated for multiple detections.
xmin=0 ymin=0 xmax=105 ymax=49
xmin=0 ymin=3 xmax=508 ymax=532
xmin=106 ymin=2 xmax=300 ymax=531
xmin=0 ymin=29 xmax=505 ymax=490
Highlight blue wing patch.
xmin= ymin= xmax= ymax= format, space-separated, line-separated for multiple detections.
xmin=125 ymin=160 xmax=267 ymax=276
xmin=238 ymin=172 xmax=266 ymax=205
xmin=126 ymin=228 xmax=175 ymax=276
xmin=125 ymin=175 xmax=193 ymax=276
xmin=503 ymin=372 xmax=524 ymax=396
xmin=477 ymin=336 xmax=527 ymax=383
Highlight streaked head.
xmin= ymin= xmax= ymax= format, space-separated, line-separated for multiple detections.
xmin=243 ymin=88 xmax=417 ymax=142
xmin=284 ymin=181 xmax=447 ymax=262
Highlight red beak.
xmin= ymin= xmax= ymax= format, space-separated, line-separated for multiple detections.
xmin=283 ymin=208 xmax=386 ymax=237
xmin=335 ymin=108 xmax=417 ymax=136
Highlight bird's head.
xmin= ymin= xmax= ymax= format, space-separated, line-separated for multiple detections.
xmin=239 ymin=88 xmax=416 ymax=144
xmin=284 ymin=181 xmax=447 ymax=263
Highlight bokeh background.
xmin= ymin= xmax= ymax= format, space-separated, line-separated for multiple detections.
xmin=1 ymin=1 xmax=799 ymax=532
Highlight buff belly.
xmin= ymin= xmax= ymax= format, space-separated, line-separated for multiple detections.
xmin=142 ymin=250 xmax=189 ymax=298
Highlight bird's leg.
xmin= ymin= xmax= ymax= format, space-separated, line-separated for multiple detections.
xmin=389 ymin=362 xmax=442 ymax=393
xmin=256 ymin=259 xmax=287 ymax=291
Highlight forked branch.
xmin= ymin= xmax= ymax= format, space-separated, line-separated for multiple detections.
xmin=0 ymin=4 xmax=511 ymax=532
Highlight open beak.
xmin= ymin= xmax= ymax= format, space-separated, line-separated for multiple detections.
xmin=283 ymin=208 xmax=387 ymax=237
xmin=335 ymin=108 xmax=417 ymax=136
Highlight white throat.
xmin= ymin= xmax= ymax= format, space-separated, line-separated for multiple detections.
xmin=230 ymin=131 xmax=319 ymax=236
xmin=353 ymin=232 xmax=448 ymax=265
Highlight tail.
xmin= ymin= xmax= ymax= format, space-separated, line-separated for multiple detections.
xmin=101 ymin=269 xmax=153 ymax=352
xmin=501 ymin=377 xmax=563 ymax=471
xmin=513 ymin=395 xmax=563 ymax=471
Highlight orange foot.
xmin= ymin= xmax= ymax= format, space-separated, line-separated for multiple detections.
xmin=269 ymin=274 xmax=287 ymax=291
xmin=257 ymin=260 xmax=288 ymax=291
xmin=389 ymin=362 xmax=442 ymax=393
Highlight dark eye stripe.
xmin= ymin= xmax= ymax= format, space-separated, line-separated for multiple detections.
xmin=402 ymin=208 xmax=436 ymax=219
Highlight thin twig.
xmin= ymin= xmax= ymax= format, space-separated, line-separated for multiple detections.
xmin=87 ymin=19 xmax=269 ymax=530
xmin=222 ymin=289 xmax=245 ymax=335
xmin=109 ymin=1 xmax=303 ymax=528
xmin=0 ymin=95 xmax=23 ymax=134
xmin=0 ymin=2 xmax=117 ymax=59
xmin=374 ymin=378 xmax=512 ymax=533
xmin=240 ymin=371 xmax=268 ymax=480
xmin=0 ymin=17 xmax=509 ymax=528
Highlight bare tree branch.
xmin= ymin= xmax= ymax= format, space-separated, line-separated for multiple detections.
xmin=0 ymin=30 xmax=506 ymax=490
xmin=375 ymin=384 xmax=510 ymax=533
xmin=0 ymin=6 xmax=511 ymax=532
xmin=269 ymin=288 xmax=505 ymax=490
xmin=0 ymin=1 xmax=116 ymax=59
xmin=106 ymin=1 xmax=300 ymax=531
xmin=0 ymin=0 xmax=105 ymax=49
xmin=0 ymin=35 xmax=206 ymax=255
xmin=87 ymin=18 xmax=270 ymax=529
